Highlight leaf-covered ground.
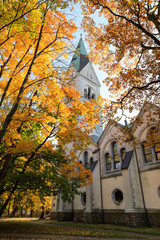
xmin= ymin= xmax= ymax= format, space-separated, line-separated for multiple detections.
xmin=0 ymin=218 xmax=160 ymax=239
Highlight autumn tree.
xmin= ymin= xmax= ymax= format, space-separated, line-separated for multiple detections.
xmin=2 ymin=148 xmax=92 ymax=217
xmin=78 ymin=0 xmax=160 ymax=120
xmin=0 ymin=0 xmax=101 ymax=216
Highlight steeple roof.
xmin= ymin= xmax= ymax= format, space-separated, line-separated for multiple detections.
xmin=71 ymin=36 xmax=90 ymax=72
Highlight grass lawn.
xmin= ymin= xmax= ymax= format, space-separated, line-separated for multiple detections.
xmin=0 ymin=218 xmax=160 ymax=239
xmin=50 ymin=220 xmax=160 ymax=235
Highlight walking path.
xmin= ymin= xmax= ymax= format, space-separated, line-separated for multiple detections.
xmin=0 ymin=218 xmax=160 ymax=240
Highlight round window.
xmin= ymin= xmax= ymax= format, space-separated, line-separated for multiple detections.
xmin=112 ymin=189 xmax=123 ymax=205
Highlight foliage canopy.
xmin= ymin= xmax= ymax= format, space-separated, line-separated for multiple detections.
xmin=79 ymin=0 xmax=160 ymax=120
xmin=0 ymin=0 xmax=101 ymax=216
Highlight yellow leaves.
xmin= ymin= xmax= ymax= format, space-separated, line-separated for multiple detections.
xmin=62 ymin=86 xmax=81 ymax=100
xmin=60 ymin=158 xmax=93 ymax=186
xmin=0 ymin=0 xmax=102 ymax=201
xmin=127 ymin=0 xmax=138 ymax=5
xmin=11 ymin=140 xmax=35 ymax=154
xmin=79 ymin=0 xmax=160 ymax=115
xmin=110 ymin=62 xmax=122 ymax=76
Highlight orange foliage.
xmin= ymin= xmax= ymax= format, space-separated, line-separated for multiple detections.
xmin=0 ymin=0 xmax=102 ymax=214
xmin=78 ymin=0 xmax=160 ymax=121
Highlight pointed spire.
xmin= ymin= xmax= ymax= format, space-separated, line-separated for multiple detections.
xmin=71 ymin=36 xmax=90 ymax=72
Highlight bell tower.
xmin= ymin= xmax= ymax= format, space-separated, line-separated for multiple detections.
xmin=70 ymin=36 xmax=103 ymax=140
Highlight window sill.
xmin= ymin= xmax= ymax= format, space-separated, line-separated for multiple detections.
xmin=102 ymin=169 xmax=122 ymax=179
xmin=140 ymin=160 xmax=160 ymax=172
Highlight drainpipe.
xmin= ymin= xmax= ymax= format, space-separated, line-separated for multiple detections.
xmin=93 ymin=145 xmax=104 ymax=224
xmin=134 ymin=147 xmax=150 ymax=226
xmin=99 ymin=146 xmax=105 ymax=224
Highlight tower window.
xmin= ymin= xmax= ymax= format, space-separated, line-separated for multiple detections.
xmin=88 ymin=87 xmax=91 ymax=99
xmin=84 ymin=151 xmax=88 ymax=168
xmin=92 ymin=94 xmax=95 ymax=99
xmin=89 ymin=157 xmax=93 ymax=168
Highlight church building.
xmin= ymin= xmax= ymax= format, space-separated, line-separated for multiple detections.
xmin=50 ymin=37 xmax=160 ymax=227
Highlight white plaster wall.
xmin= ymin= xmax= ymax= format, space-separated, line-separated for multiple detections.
xmin=92 ymin=161 xmax=102 ymax=209
xmin=102 ymin=176 xmax=125 ymax=209
xmin=74 ymin=64 xmax=100 ymax=99
xmin=74 ymin=186 xmax=86 ymax=210
xmin=141 ymin=169 xmax=160 ymax=209
xmin=71 ymin=63 xmax=102 ymax=138
xmin=80 ymin=62 xmax=101 ymax=87
xmin=63 ymin=201 xmax=72 ymax=211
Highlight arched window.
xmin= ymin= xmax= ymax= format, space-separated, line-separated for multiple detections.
xmin=142 ymin=141 xmax=153 ymax=163
xmin=88 ymin=87 xmax=91 ymax=99
xmin=84 ymin=151 xmax=88 ymax=168
xmin=92 ymin=93 xmax=95 ymax=99
xmin=155 ymin=142 xmax=160 ymax=161
xmin=81 ymin=192 xmax=86 ymax=206
xmin=89 ymin=157 xmax=93 ymax=167
xmin=147 ymin=127 xmax=160 ymax=161
xmin=84 ymin=89 xmax=87 ymax=98
xmin=112 ymin=141 xmax=120 ymax=169
xmin=105 ymin=153 xmax=112 ymax=171
xmin=120 ymin=148 xmax=126 ymax=161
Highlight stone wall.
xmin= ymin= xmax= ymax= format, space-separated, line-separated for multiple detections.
xmin=103 ymin=210 xmax=126 ymax=225
xmin=74 ymin=210 xmax=84 ymax=222
xmin=50 ymin=211 xmax=74 ymax=221
xmin=148 ymin=210 xmax=160 ymax=227
xmin=50 ymin=211 xmax=57 ymax=220
xmin=125 ymin=211 xmax=147 ymax=227
xmin=50 ymin=209 xmax=160 ymax=227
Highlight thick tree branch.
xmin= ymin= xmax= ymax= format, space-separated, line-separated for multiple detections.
xmin=119 ymin=80 xmax=160 ymax=106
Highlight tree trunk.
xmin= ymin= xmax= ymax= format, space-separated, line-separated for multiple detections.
xmin=29 ymin=209 xmax=33 ymax=218
xmin=39 ymin=206 xmax=45 ymax=219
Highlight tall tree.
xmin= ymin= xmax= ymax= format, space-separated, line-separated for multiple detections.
xmin=79 ymin=0 xmax=160 ymax=120
xmin=0 ymin=0 xmax=101 ymax=215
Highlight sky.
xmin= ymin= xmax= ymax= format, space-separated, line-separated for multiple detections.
xmin=66 ymin=2 xmax=138 ymax=124
xmin=67 ymin=3 xmax=110 ymax=99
